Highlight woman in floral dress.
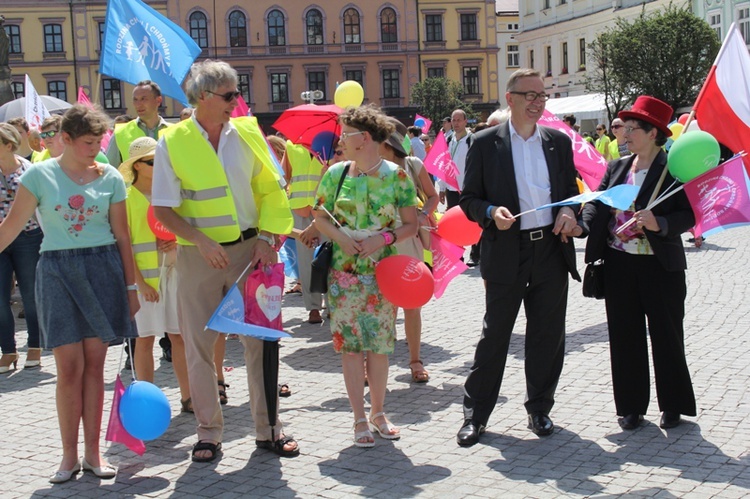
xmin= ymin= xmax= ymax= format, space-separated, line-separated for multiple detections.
xmin=313 ymin=105 xmax=418 ymax=447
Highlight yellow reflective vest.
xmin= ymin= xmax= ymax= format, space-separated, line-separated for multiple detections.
xmin=125 ymin=186 xmax=160 ymax=290
xmin=161 ymin=116 xmax=293 ymax=245
xmin=115 ymin=121 xmax=148 ymax=161
xmin=286 ymin=141 xmax=323 ymax=209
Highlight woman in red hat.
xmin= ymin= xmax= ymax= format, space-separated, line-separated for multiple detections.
xmin=568 ymin=96 xmax=697 ymax=431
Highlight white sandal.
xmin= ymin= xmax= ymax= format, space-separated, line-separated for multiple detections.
xmin=369 ymin=412 xmax=400 ymax=440
xmin=353 ymin=418 xmax=375 ymax=448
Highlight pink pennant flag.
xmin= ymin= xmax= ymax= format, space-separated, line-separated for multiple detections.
xmin=100 ymin=130 xmax=113 ymax=154
xmin=231 ymin=95 xmax=250 ymax=118
xmin=684 ymin=155 xmax=750 ymax=239
xmin=414 ymin=114 xmax=433 ymax=134
xmin=77 ymin=87 xmax=94 ymax=108
xmin=538 ymin=110 xmax=606 ymax=191
xmin=424 ymin=130 xmax=460 ymax=191
xmin=431 ymin=233 xmax=469 ymax=298
xmin=105 ymin=374 xmax=146 ymax=455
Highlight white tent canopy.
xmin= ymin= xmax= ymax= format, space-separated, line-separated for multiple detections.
xmin=545 ymin=93 xmax=610 ymax=124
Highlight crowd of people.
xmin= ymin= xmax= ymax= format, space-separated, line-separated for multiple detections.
xmin=0 ymin=65 xmax=698 ymax=480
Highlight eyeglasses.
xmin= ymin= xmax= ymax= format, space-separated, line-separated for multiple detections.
xmin=140 ymin=159 xmax=154 ymax=166
xmin=205 ymin=90 xmax=241 ymax=102
xmin=596 ymin=128 xmax=604 ymax=131
xmin=340 ymin=130 xmax=365 ymax=141
xmin=611 ymin=125 xmax=624 ymax=130
xmin=509 ymin=91 xmax=550 ymax=102
xmin=40 ymin=130 xmax=58 ymax=139
xmin=623 ymin=126 xmax=644 ymax=134
xmin=421 ymin=139 xmax=429 ymax=143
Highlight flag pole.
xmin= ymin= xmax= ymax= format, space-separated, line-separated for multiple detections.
xmin=93 ymin=73 xmax=102 ymax=106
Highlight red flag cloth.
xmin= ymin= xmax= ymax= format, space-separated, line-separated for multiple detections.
xmin=105 ymin=374 xmax=146 ymax=455
xmin=77 ymin=87 xmax=93 ymax=108
xmin=684 ymin=155 xmax=750 ymax=239
xmin=693 ymin=23 xmax=750 ymax=171
xmin=231 ymin=95 xmax=250 ymax=118
xmin=424 ymin=130 xmax=460 ymax=190
xmin=431 ymin=233 xmax=469 ymax=298
xmin=539 ymin=110 xmax=606 ymax=190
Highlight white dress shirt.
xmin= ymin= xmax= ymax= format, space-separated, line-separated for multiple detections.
xmin=152 ymin=115 xmax=261 ymax=230
xmin=509 ymin=121 xmax=553 ymax=230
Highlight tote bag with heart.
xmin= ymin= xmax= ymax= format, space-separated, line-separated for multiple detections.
xmin=244 ymin=263 xmax=285 ymax=330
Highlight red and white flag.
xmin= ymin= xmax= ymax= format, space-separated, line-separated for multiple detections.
xmin=431 ymin=233 xmax=468 ymax=298
xmin=423 ymin=130 xmax=460 ymax=191
xmin=24 ymin=75 xmax=51 ymax=131
xmin=693 ymin=23 xmax=750 ymax=170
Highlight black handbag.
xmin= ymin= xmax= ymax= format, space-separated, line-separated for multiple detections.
xmin=582 ymin=261 xmax=605 ymax=299
xmin=309 ymin=164 xmax=350 ymax=294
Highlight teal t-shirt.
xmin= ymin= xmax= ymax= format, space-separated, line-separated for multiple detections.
xmin=20 ymin=159 xmax=127 ymax=252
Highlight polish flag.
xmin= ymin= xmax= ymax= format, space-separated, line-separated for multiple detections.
xmin=693 ymin=23 xmax=750 ymax=170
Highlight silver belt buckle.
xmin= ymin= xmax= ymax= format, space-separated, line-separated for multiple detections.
xmin=529 ymin=229 xmax=544 ymax=241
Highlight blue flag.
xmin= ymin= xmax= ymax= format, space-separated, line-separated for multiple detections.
xmin=205 ymin=285 xmax=290 ymax=341
xmin=533 ymin=184 xmax=641 ymax=212
xmin=100 ymin=0 xmax=201 ymax=105
xmin=278 ymin=238 xmax=299 ymax=280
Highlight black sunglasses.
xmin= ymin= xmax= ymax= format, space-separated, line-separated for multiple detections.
xmin=139 ymin=159 xmax=154 ymax=166
xmin=206 ymin=90 xmax=241 ymax=102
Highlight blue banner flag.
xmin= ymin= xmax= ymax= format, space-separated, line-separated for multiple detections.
xmin=278 ymin=238 xmax=299 ymax=280
xmin=532 ymin=184 xmax=641 ymax=213
xmin=100 ymin=0 xmax=201 ymax=105
xmin=205 ymin=285 xmax=291 ymax=341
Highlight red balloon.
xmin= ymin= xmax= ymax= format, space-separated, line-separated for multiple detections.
xmin=677 ymin=113 xmax=690 ymax=125
xmin=147 ymin=205 xmax=176 ymax=241
xmin=375 ymin=255 xmax=434 ymax=309
xmin=435 ymin=206 xmax=482 ymax=246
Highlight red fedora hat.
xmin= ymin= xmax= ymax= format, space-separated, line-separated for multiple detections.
xmin=618 ymin=96 xmax=674 ymax=137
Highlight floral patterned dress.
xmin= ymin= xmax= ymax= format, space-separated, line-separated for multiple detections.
xmin=314 ymin=160 xmax=417 ymax=354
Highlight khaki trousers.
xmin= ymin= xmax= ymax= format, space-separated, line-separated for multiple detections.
xmin=292 ymin=212 xmax=323 ymax=311
xmin=176 ymin=238 xmax=282 ymax=443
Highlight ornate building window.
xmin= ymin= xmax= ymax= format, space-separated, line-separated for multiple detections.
xmin=380 ymin=8 xmax=397 ymax=43
xmin=344 ymin=8 xmax=361 ymax=44
xmin=189 ymin=12 xmax=208 ymax=49
xmin=228 ymin=11 xmax=247 ymax=47
xmin=267 ymin=10 xmax=286 ymax=46
xmin=43 ymin=24 xmax=64 ymax=53
xmin=306 ymin=9 xmax=323 ymax=45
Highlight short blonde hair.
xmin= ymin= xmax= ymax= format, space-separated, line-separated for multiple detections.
xmin=506 ymin=68 xmax=542 ymax=92
xmin=0 ymin=123 xmax=21 ymax=152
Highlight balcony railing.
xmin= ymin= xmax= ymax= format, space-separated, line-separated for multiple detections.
xmin=196 ymin=41 xmax=419 ymax=60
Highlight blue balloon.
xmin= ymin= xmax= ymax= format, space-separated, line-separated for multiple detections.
xmin=311 ymin=131 xmax=338 ymax=161
xmin=119 ymin=381 xmax=171 ymax=441
xmin=414 ymin=118 xmax=426 ymax=128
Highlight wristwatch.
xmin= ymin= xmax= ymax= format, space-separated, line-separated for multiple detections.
xmin=125 ymin=284 xmax=138 ymax=292
xmin=257 ymin=234 xmax=275 ymax=246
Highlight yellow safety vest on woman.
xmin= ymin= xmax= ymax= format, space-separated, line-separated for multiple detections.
xmin=286 ymin=141 xmax=323 ymax=209
xmin=125 ymin=186 xmax=160 ymax=290
xmin=160 ymin=116 xmax=293 ymax=245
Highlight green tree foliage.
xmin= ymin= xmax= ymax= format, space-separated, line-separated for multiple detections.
xmin=410 ymin=77 xmax=476 ymax=132
xmin=585 ymin=4 xmax=720 ymax=122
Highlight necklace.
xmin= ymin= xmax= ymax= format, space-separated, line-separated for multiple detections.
xmin=357 ymin=158 xmax=383 ymax=177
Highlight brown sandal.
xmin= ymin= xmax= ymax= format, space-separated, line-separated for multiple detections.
xmin=218 ymin=381 xmax=229 ymax=405
xmin=409 ymin=360 xmax=429 ymax=383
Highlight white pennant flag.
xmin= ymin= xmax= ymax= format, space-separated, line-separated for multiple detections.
xmin=24 ymin=75 xmax=51 ymax=130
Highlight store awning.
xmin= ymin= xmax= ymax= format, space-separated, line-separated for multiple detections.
xmin=545 ymin=93 xmax=610 ymax=123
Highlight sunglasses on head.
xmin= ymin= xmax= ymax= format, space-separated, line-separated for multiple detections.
xmin=40 ymin=130 xmax=58 ymax=139
xmin=206 ymin=90 xmax=241 ymax=102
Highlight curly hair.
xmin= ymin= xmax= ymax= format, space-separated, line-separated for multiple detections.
xmin=60 ymin=104 xmax=111 ymax=139
xmin=339 ymin=104 xmax=394 ymax=143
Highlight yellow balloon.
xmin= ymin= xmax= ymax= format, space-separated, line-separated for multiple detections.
xmin=669 ymin=122 xmax=684 ymax=141
xmin=334 ymin=81 xmax=364 ymax=108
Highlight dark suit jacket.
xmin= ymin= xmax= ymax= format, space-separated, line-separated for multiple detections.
xmin=580 ymin=150 xmax=695 ymax=272
xmin=460 ymin=122 xmax=581 ymax=284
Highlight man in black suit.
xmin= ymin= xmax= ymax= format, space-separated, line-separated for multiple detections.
xmin=457 ymin=68 xmax=581 ymax=447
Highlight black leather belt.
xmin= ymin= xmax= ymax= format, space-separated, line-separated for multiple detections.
xmin=519 ymin=225 xmax=553 ymax=241
xmin=220 ymin=227 xmax=258 ymax=246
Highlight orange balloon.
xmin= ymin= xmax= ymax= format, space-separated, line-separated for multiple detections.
xmin=678 ymin=113 xmax=690 ymax=125
xmin=435 ymin=206 xmax=482 ymax=246
xmin=375 ymin=255 xmax=434 ymax=309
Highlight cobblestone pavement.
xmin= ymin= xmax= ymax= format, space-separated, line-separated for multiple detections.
xmin=2 ymin=228 xmax=749 ymax=498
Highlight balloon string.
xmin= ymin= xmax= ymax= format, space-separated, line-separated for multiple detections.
xmin=319 ymin=204 xmax=378 ymax=263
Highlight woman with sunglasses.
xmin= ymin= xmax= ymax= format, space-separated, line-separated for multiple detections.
xmin=0 ymin=123 xmax=43 ymax=373
xmin=119 ymin=136 xmax=192 ymax=412
xmin=0 ymin=104 xmax=139 ymax=482
xmin=313 ymin=105 xmax=418 ymax=447
xmin=572 ymin=96 xmax=697 ymax=431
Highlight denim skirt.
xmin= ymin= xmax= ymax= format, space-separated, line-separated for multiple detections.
xmin=35 ymin=244 xmax=137 ymax=349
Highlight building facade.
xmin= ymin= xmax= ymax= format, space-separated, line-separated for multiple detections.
xmin=692 ymin=0 xmax=750 ymax=45
xmin=495 ymin=0 xmax=520 ymax=103
xmin=3 ymin=0 xmax=500 ymax=126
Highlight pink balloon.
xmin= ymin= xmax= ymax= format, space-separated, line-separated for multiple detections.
xmin=436 ymin=206 xmax=482 ymax=246
xmin=147 ymin=205 xmax=176 ymax=241
xmin=375 ymin=255 xmax=434 ymax=309
xmin=678 ymin=113 xmax=690 ymax=125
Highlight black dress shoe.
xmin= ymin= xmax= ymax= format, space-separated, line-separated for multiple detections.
xmin=528 ymin=413 xmax=554 ymax=436
xmin=466 ymin=259 xmax=479 ymax=268
xmin=457 ymin=419 xmax=485 ymax=447
xmin=660 ymin=411 xmax=681 ymax=429
xmin=618 ymin=413 xmax=644 ymax=430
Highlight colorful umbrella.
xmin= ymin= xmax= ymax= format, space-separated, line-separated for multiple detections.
xmin=272 ymin=104 xmax=342 ymax=150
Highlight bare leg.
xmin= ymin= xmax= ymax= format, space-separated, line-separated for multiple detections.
xmin=53 ymin=342 xmax=85 ymax=472
xmin=403 ymin=308 xmax=422 ymax=363
xmin=342 ymin=352 xmax=373 ymax=445
xmin=80 ymin=338 xmax=110 ymax=468
xmin=169 ymin=333 xmax=191 ymax=403
xmin=214 ymin=333 xmax=227 ymax=383
xmin=134 ymin=336 xmax=156 ymax=383
xmin=367 ymin=352 xmax=399 ymax=436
